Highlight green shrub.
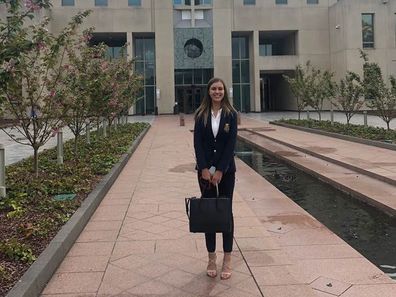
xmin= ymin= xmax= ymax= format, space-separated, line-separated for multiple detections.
xmin=0 ymin=239 xmax=36 ymax=264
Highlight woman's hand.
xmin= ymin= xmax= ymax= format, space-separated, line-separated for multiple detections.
xmin=201 ymin=168 xmax=211 ymax=181
xmin=211 ymin=170 xmax=223 ymax=185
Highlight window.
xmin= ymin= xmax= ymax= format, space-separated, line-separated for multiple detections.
xmin=362 ymin=13 xmax=374 ymax=48
xmin=259 ymin=44 xmax=272 ymax=56
xmin=276 ymin=0 xmax=288 ymax=4
xmin=128 ymin=0 xmax=141 ymax=6
xmin=195 ymin=0 xmax=212 ymax=5
xmin=61 ymin=0 xmax=74 ymax=6
xmin=232 ymin=36 xmax=251 ymax=112
xmin=134 ymin=37 xmax=156 ymax=115
xmin=95 ymin=0 xmax=108 ymax=6
xmin=181 ymin=10 xmax=192 ymax=20
xmin=307 ymin=0 xmax=318 ymax=4
xmin=194 ymin=10 xmax=204 ymax=20
xmin=243 ymin=0 xmax=256 ymax=5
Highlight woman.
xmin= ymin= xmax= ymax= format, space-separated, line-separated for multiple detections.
xmin=193 ymin=77 xmax=238 ymax=280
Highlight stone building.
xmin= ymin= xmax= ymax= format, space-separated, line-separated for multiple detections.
xmin=48 ymin=0 xmax=396 ymax=114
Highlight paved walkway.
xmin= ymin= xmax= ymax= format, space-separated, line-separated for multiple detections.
xmin=245 ymin=111 xmax=396 ymax=130
xmin=40 ymin=115 xmax=396 ymax=297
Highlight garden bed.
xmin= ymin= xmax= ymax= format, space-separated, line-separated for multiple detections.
xmin=0 ymin=122 xmax=149 ymax=297
xmin=275 ymin=119 xmax=396 ymax=144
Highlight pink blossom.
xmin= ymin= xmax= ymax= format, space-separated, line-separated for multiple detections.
xmin=101 ymin=61 xmax=109 ymax=70
xmin=24 ymin=0 xmax=41 ymax=12
xmin=36 ymin=41 xmax=46 ymax=51
xmin=82 ymin=33 xmax=93 ymax=43
xmin=109 ymin=98 xmax=119 ymax=108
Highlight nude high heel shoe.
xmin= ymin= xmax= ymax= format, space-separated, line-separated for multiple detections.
xmin=207 ymin=252 xmax=217 ymax=278
xmin=220 ymin=252 xmax=232 ymax=280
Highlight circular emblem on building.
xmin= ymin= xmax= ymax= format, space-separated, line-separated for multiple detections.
xmin=184 ymin=38 xmax=203 ymax=59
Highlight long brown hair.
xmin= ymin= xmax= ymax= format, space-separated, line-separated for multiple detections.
xmin=195 ymin=77 xmax=236 ymax=126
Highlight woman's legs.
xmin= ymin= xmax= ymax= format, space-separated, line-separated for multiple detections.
xmin=218 ymin=172 xmax=235 ymax=253
xmin=218 ymin=172 xmax=235 ymax=280
xmin=197 ymin=173 xmax=218 ymax=252
xmin=198 ymin=172 xmax=235 ymax=252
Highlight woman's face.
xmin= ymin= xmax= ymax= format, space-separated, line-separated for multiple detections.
xmin=209 ymin=81 xmax=225 ymax=104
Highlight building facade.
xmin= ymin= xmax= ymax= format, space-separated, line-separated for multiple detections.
xmin=49 ymin=0 xmax=396 ymax=114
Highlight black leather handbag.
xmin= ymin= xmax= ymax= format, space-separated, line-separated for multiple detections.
xmin=185 ymin=185 xmax=232 ymax=233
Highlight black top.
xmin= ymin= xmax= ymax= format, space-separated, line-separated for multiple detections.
xmin=194 ymin=110 xmax=237 ymax=173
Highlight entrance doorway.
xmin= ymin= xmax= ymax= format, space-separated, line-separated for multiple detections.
xmin=175 ymin=86 xmax=205 ymax=114
xmin=260 ymin=77 xmax=270 ymax=111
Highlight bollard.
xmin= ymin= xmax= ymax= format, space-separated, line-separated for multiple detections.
xmin=103 ymin=119 xmax=107 ymax=137
xmin=237 ymin=112 xmax=241 ymax=126
xmin=0 ymin=144 xmax=6 ymax=198
xmin=363 ymin=110 xmax=368 ymax=127
xmin=57 ymin=127 xmax=63 ymax=165
xmin=330 ymin=105 xmax=334 ymax=126
xmin=179 ymin=114 xmax=185 ymax=126
xmin=86 ymin=122 xmax=90 ymax=144
xmin=307 ymin=110 xmax=310 ymax=120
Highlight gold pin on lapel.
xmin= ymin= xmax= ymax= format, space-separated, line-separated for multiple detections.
xmin=224 ymin=123 xmax=230 ymax=133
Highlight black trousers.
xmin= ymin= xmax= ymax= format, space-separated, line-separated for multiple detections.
xmin=198 ymin=171 xmax=235 ymax=253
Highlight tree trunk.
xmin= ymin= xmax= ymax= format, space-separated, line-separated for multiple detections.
xmin=387 ymin=121 xmax=390 ymax=130
xmin=33 ymin=148 xmax=39 ymax=178
xmin=74 ymin=135 xmax=78 ymax=156
xmin=298 ymin=111 xmax=301 ymax=120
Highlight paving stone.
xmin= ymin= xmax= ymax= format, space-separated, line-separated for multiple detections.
xmin=39 ymin=116 xmax=396 ymax=297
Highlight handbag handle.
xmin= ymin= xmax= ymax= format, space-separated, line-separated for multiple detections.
xmin=185 ymin=198 xmax=190 ymax=219
xmin=186 ymin=182 xmax=220 ymax=218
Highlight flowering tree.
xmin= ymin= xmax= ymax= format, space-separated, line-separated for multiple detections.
xmin=61 ymin=29 xmax=105 ymax=154
xmin=361 ymin=50 xmax=396 ymax=130
xmin=332 ymin=71 xmax=364 ymax=125
xmin=103 ymin=48 xmax=142 ymax=132
xmin=283 ymin=61 xmax=316 ymax=120
xmin=283 ymin=64 xmax=308 ymax=120
xmin=0 ymin=0 xmax=51 ymax=91
xmin=85 ymin=46 xmax=142 ymax=136
xmin=0 ymin=9 xmax=90 ymax=176
xmin=309 ymin=69 xmax=335 ymax=121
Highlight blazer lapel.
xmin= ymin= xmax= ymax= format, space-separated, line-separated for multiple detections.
xmin=207 ymin=112 xmax=215 ymax=140
xmin=218 ymin=110 xmax=226 ymax=137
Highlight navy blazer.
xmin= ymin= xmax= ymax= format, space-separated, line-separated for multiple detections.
xmin=194 ymin=110 xmax=237 ymax=173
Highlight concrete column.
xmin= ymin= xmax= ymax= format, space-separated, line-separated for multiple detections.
xmin=251 ymin=30 xmax=261 ymax=112
xmin=154 ymin=0 xmax=174 ymax=114
xmin=127 ymin=32 xmax=133 ymax=61
xmin=0 ymin=144 xmax=6 ymax=198
xmin=213 ymin=1 xmax=233 ymax=97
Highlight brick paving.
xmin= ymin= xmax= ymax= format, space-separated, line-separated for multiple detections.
xmin=40 ymin=115 xmax=396 ymax=297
